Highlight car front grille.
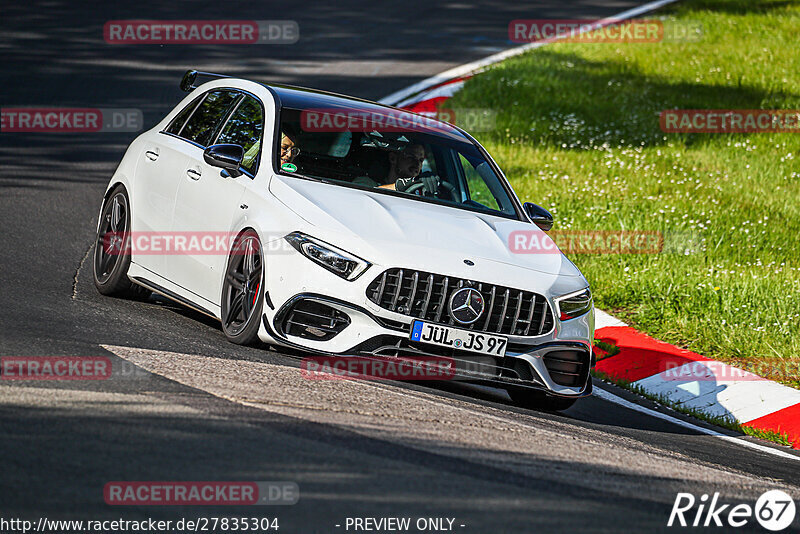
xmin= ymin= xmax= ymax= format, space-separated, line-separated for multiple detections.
xmin=366 ymin=268 xmax=554 ymax=337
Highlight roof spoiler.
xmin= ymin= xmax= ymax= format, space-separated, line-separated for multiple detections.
xmin=180 ymin=70 xmax=229 ymax=92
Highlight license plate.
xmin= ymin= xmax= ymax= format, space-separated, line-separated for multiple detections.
xmin=410 ymin=320 xmax=507 ymax=357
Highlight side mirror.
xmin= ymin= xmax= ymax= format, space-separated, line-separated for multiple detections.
xmin=203 ymin=144 xmax=244 ymax=177
xmin=523 ymin=202 xmax=554 ymax=232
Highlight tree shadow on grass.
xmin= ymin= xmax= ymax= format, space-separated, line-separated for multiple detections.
xmin=671 ymin=0 xmax=798 ymax=15
xmin=454 ymin=49 xmax=798 ymax=150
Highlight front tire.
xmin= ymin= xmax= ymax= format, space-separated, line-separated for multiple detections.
xmin=220 ymin=229 xmax=264 ymax=345
xmin=93 ymin=185 xmax=134 ymax=296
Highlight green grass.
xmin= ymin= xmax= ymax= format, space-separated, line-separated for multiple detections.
xmin=593 ymin=339 xmax=620 ymax=358
xmin=450 ymin=0 xmax=800 ymax=389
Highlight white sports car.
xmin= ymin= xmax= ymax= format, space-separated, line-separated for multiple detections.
xmin=94 ymin=70 xmax=595 ymax=410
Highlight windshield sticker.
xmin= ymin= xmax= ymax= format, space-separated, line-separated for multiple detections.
xmin=281 ymin=162 xmax=297 ymax=173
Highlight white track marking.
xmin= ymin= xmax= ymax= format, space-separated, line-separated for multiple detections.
xmin=395 ymin=79 xmax=466 ymax=109
xmin=595 ymin=309 xmax=628 ymax=329
xmin=379 ymin=0 xmax=682 ymax=106
xmin=593 ymin=386 xmax=800 ymax=462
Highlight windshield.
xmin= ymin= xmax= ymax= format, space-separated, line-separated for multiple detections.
xmin=276 ymin=106 xmax=519 ymax=219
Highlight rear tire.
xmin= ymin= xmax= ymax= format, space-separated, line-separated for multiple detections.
xmin=507 ymin=388 xmax=578 ymax=412
xmin=93 ymin=185 xmax=135 ymax=296
xmin=220 ymin=229 xmax=264 ymax=345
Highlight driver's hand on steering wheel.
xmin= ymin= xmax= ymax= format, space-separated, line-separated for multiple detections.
xmin=395 ymin=172 xmax=440 ymax=196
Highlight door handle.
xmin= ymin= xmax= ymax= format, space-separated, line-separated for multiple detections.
xmin=145 ymin=150 xmax=159 ymax=161
xmin=186 ymin=168 xmax=202 ymax=180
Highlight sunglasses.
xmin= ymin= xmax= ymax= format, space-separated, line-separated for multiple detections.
xmin=280 ymin=145 xmax=300 ymax=157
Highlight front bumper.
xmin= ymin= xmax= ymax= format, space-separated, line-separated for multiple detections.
xmin=259 ymin=246 xmax=594 ymax=397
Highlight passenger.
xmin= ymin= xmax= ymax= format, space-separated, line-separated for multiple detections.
xmin=279 ymin=131 xmax=300 ymax=165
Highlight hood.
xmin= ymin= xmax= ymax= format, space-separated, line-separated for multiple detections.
xmin=269 ymin=175 xmax=584 ymax=278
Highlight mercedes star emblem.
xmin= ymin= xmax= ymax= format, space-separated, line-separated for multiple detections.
xmin=449 ymin=287 xmax=485 ymax=324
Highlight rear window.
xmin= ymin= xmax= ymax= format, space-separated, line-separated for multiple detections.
xmin=165 ymin=95 xmax=203 ymax=136
xmin=179 ymin=90 xmax=240 ymax=147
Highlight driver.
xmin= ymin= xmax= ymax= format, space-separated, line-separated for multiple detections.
xmin=353 ymin=143 xmax=440 ymax=195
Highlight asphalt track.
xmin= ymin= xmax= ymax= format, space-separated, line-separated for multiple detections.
xmin=1 ymin=1 xmax=799 ymax=532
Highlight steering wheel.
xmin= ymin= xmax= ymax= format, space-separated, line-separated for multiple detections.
xmin=405 ymin=179 xmax=459 ymax=201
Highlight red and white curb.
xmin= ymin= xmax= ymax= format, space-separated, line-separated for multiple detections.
xmin=595 ymin=312 xmax=800 ymax=449
xmin=394 ymin=77 xmax=470 ymax=115
xmin=380 ymin=0 xmax=800 ymax=451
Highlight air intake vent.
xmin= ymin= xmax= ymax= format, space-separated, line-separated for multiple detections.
xmin=542 ymin=349 xmax=590 ymax=387
xmin=281 ymin=300 xmax=350 ymax=341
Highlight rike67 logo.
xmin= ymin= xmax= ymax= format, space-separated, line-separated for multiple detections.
xmin=668 ymin=490 xmax=796 ymax=531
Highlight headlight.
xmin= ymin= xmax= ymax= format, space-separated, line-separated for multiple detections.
xmin=285 ymin=232 xmax=371 ymax=281
xmin=555 ymin=287 xmax=592 ymax=320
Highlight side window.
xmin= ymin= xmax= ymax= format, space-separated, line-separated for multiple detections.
xmin=179 ymin=90 xmax=240 ymax=147
xmin=459 ymin=154 xmax=501 ymax=212
xmin=165 ymin=95 xmax=203 ymax=136
xmin=216 ymin=96 xmax=264 ymax=175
